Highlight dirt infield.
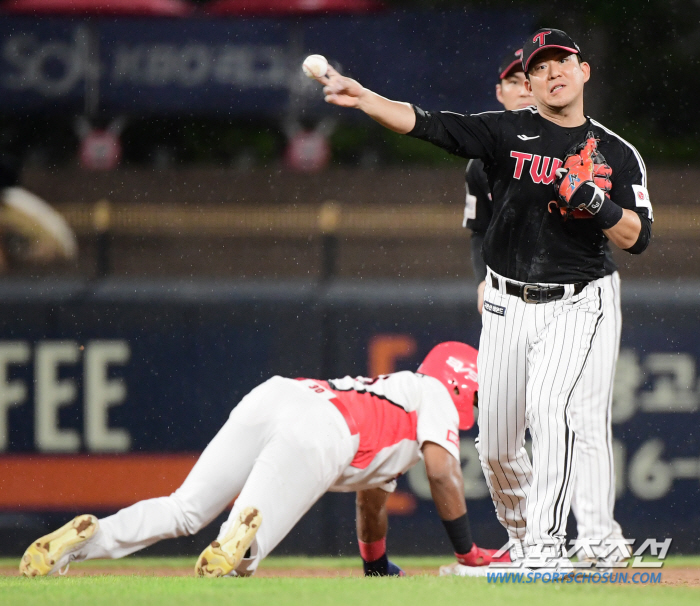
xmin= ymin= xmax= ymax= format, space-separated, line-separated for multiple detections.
xmin=2 ymin=562 xmax=699 ymax=585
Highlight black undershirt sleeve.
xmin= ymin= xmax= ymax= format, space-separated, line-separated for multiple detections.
xmin=624 ymin=214 xmax=652 ymax=254
xmin=606 ymin=140 xmax=653 ymax=255
xmin=464 ymin=159 xmax=492 ymax=282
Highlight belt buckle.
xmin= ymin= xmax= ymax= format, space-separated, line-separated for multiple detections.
xmin=522 ymin=284 xmax=540 ymax=303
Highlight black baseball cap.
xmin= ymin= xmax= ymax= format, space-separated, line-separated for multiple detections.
xmin=498 ymin=48 xmax=524 ymax=80
xmin=521 ymin=28 xmax=582 ymax=73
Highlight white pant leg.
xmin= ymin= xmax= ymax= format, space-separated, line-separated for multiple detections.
xmin=524 ymin=282 xmax=606 ymax=556
xmin=571 ymin=272 xmax=624 ymax=550
xmin=223 ymin=380 xmax=356 ymax=575
xmin=80 ymin=376 xmax=353 ymax=562
xmin=476 ymin=277 xmax=531 ymax=544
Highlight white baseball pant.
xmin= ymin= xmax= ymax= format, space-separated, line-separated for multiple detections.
xmin=570 ymin=271 xmax=625 ymax=554
xmin=77 ymin=376 xmax=357 ymax=574
xmin=476 ymin=268 xmax=615 ymax=557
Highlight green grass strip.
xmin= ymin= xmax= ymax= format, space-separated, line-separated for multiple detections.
xmin=1 ymin=574 xmax=700 ymax=606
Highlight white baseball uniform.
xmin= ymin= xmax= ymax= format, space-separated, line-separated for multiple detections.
xmin=73 ymin=372 xmax=460 ymax=574
xmin=476 ymin=267 xmax=620 ymax=557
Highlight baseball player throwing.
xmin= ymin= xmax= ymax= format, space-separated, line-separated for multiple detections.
xmin=20 ymin=342 xmax=506 ymax=578
xmin=313 ymin=27 xmax=652 ymax=567
xmin=465 ymin=47 xmax=628 ymax=565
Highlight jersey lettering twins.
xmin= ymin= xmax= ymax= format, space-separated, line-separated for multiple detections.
xmin=409 ymin=106 xmax=653 ymax=284
xmin=296 ymin=371 xmax=460 ymax=492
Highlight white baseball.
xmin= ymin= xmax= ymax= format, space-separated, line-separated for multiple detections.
xmin=302 ymin=54 xmax=328 ymax=79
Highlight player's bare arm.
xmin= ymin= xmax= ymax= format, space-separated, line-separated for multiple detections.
xmin=422 ymin=441 xmax=466 ymax=519
xmin=356 ymin=488 xmax=389 ymax=543
xmin=314 ymin=65 xmax=416 ymax=134
xmin=603 ymin=210 xmax=642 ymax=250
xmin=422 ymin=440 xmax=509 ymax=574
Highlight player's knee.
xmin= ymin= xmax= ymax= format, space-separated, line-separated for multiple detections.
xmin=170 ymin=495 xmax=207 ymax=535
xmin=480 ymin=446 xmax=518 ymax=470
xmin=180 ymin=510 xmax=207 ymax=535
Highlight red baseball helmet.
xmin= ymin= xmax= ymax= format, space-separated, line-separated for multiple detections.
xmin=417 ymin=341 xmax=478 ymax=430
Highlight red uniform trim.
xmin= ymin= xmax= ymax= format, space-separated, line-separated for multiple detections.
xmin=329 ymin=396 xmax=359 ymax=436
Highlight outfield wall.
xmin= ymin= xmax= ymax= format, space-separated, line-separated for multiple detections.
xmin=1 ymin=279 xmax=699 ymax=555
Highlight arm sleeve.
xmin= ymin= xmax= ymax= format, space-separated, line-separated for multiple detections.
xmin=408 ymin=106 xmax=499 ymax=162
xmin=609 ymin=142 xmax=653 ymax=254
xmin=464 ymin=159 xmax=493 ymax=230
xmin=463 ymin=159 xmax=492 ymax=282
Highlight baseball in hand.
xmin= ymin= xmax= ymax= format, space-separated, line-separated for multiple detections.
xmin=302 ymin=54 xmax=328 ymax=79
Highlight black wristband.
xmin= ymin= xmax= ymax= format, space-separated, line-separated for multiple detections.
xmin=441 ymin=513 xmax=474 ymax=555
xmin=593 ymin=198 xmax=624 ymax=229
xmin=363 ymin=553 xmax=389 ymax=576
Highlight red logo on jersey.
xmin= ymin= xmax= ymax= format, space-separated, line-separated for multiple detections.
xmin=637 ymin=191 xmax=645 ymax=200
xmin=447 ymin=430 xmax=459 ymax=448
xmin=533 ymin=31 xmax=552 ymax=46
xmin=511 ymin=151 xmax=562 ymax=185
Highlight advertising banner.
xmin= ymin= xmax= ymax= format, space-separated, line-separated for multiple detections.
xmin=0 ymin=11 xmax=534 ymax=116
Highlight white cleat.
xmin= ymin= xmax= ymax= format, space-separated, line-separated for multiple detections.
xmin=195 ymin=507 xmax=262 ymax=578
xmin=19 ymin=514 xmax=98 ymax=577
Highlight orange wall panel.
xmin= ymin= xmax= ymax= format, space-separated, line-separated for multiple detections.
xmin=0 ymin=455 xmax=199 ymax=510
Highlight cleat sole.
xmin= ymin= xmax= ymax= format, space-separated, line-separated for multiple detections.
xmin=195 ymin=507 xmax=261 ymax=578
xmin=19 ymin=514 xmax=98 ymax=577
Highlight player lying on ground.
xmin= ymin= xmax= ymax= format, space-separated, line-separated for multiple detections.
xmin=20 ymin=342 xmax=508 ymax=578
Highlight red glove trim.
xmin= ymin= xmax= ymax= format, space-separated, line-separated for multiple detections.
xmin=359 ymin=537 xmax=386 ymax=562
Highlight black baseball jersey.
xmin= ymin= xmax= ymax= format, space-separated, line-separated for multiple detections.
xmin=464 ymin=157 xmax=619 ymax=282
xmin=409 ymin=106 xmax=653 ymax=284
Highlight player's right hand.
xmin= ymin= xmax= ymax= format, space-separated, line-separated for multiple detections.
xmin=315 ymin=65 xmax=365 ymax=108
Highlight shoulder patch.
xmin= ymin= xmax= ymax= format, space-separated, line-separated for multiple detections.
xmin=631 ymin=184 xmax=654 ymax=221
xmin=447 ymin=429 xmax=460 ymax=448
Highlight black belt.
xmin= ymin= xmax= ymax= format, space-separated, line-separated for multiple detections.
xmin=491 ymin=275 xmax=587 ymax=304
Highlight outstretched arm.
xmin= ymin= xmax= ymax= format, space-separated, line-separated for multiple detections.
xmin=314 ymin=65 xmax=416 ymax=134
